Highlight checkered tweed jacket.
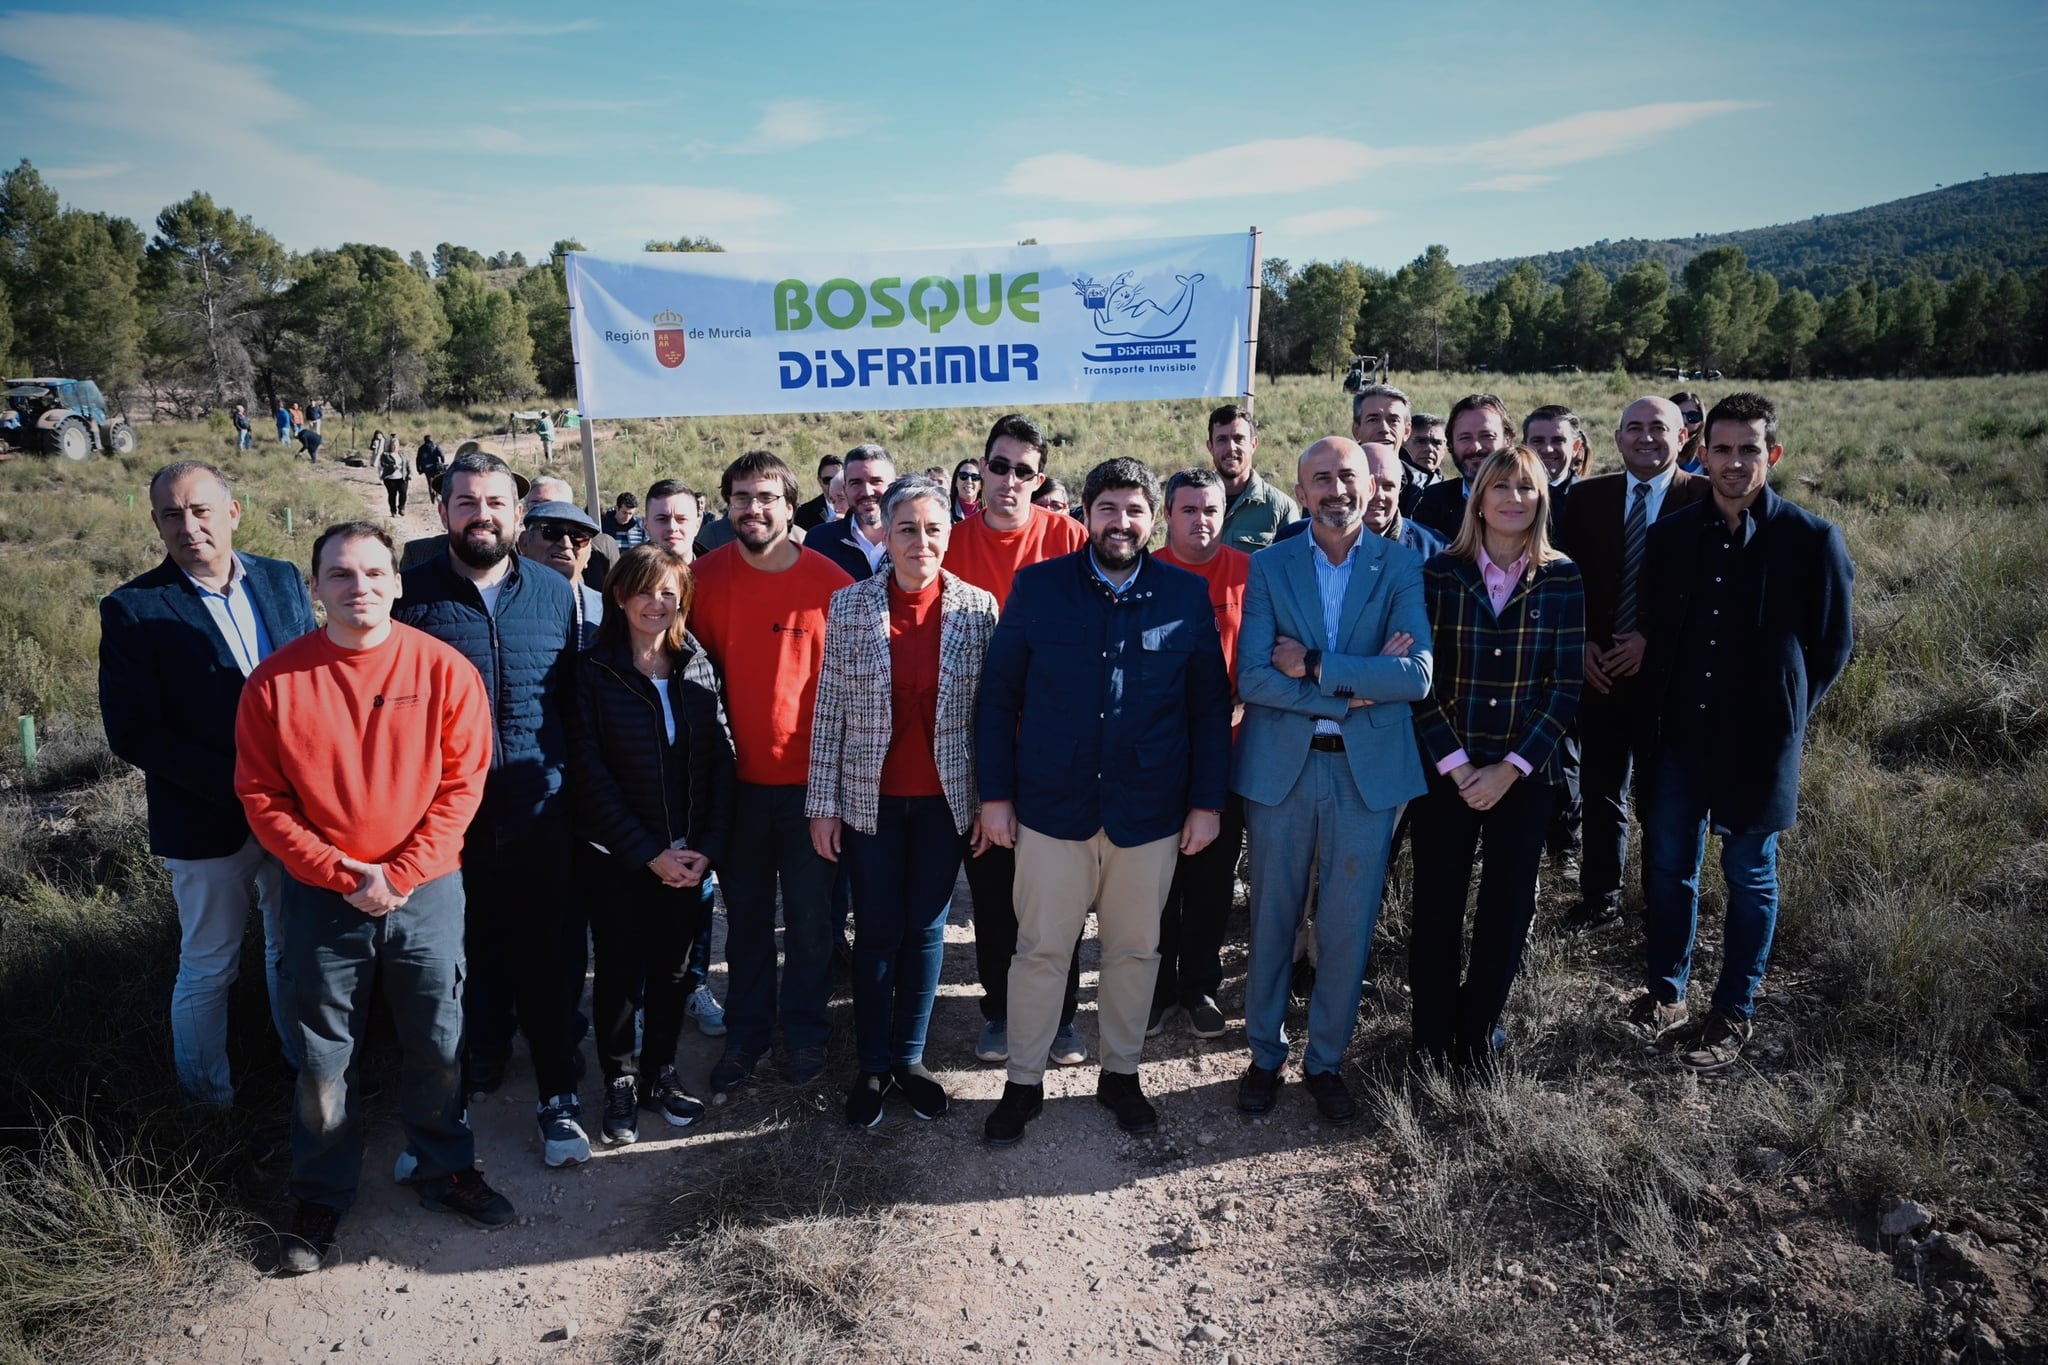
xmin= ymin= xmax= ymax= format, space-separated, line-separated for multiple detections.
xmin=805 ymin=569 xmax=999 ymax=835
xmin=1416 ymin=553 xmax=1586 ymax=785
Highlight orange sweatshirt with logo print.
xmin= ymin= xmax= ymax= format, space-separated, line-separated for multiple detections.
xmin=235 ymin=622 xmax=491 ymax=896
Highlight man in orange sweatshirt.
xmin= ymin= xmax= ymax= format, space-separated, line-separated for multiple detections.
xmin=235 ymin=521 xmax=503 ymax=1275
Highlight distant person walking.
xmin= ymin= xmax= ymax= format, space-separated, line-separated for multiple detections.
xmin=415 ymin=435 xmax=447 ymax=498
xmin=307 ymin=399 xmax=324 ymax=435
xmin=536 ymin=411 xmax=555 ymax=464
xmin=375 ymin=433 xmax=409 ymax=515
xmin=231 ymin=404 xmax=253 ymax=451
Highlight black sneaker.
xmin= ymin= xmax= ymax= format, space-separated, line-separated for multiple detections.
xmin=983 ymin=1081 xmax=1043 ymax=1147
xmin=1185 ymin=997 xmax=1228 ymax=1039
xmin=708 ymin=1045 xmax=763 ymax=1094
xmin=601 ymin=1076 xmax=639 ymax=1146
xmin=889 ymin=1063 xmax=949 ymax=1120
xmin=642 ymin=1066 xmax=706 ymax=1128
xmin=1237 ymin=1061 xmax=1282 ymax=1115
xmin=1302 ymin=1069 xmax=1358 ymax=1125
xmin=276 ymin=1200 xmax=340 ymax=1275
xmin=1144 ymin=1002 xmax=1174 ymax=1038
xmin=845 ymin=1072 xmax=890 ymax=1129
xmin=1095 ymin=1070 xmax=1158 ymax=1134
xmin=1557 ymin=899 xmax=1621 ymax=935
xmin=416 ymin=1169 xmax=515 ymax=1229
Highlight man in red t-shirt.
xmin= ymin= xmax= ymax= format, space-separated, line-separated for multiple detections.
xmin=945 ymin=414 xmax=1089 ymax=1067
xmin=1150 ymin=467 xmax=1251 ymax=1041
xmin=688 ymin=451 xmax=853 ymax=1092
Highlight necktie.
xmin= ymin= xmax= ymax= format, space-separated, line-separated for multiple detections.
xmin=1615 ymin=483 xmax=1650 ymax=634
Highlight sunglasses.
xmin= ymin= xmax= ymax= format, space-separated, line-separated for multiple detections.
xmin=1682 ymin=411 xmax=1704 ymax=426
xmin=535 ymin=524 xmax=593 ymax=547
xmin=956 ymin=470 xmax=984 ymax=482
xmin=981 ymin=456 xmax=1038 ymax=479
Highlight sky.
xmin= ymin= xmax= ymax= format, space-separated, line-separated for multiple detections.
xmin=2 ymin=0 xmax=2045 ymax=271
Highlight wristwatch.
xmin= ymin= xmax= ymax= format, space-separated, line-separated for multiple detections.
xmin=1303 ymin=648 xmax=1322 ymax=681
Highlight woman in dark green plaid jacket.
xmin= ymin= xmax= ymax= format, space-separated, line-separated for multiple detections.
xmin=1409 ymin=446 xmax=1585 ymax=1071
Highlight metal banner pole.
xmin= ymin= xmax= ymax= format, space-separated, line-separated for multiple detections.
xmin=1243 ymin=227 xmax=1263 ymax=418
xmin=564 ymin=252 xmax=601 ymax=517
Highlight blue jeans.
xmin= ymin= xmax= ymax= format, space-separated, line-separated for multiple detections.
xmin=281 ymin=871 xmax=472 ymax=1213
xmin=720 ymin=782 xmax=837 ymax=1055
xmin=1640 ymin=741 xmax=1781 ymax=1020
xmin=842 ymin=796 xmax=963 ymax=1074
xmin=1242 ymin=751 xmax=1400 ymax=1075
xmin=236 ymin=428 xmax=252 ymax=451
xmin=163 ymin=836 xmax=299 ymax=1107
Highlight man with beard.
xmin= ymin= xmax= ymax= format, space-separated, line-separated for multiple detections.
xmin=1410 ymin=394 xmax=1515 ymax=542
xmin=394 ymin=450 xmax=591 ymax=1170
xmin=976 ymin=458 xmax=1231 ymax=1146
xmin=1400 ymin=414 xmax=1449 ymax=517
xmin=1209 ymin=403 xmax=1300 ymax=552
xmin=1275 ymin=440 xmax=1444 ymax=560
xmin=1233 ymin=438 xmax=1431 ymax=1124
xmin=687 ymin=451 xmax=854 ymax=1090
xmin=805 ymin=444 xmax=895 ymax=580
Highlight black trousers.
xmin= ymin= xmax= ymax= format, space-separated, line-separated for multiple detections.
xmin=460 ymin=816 xmax=579 ymax=1099
xmin=1153 ymin=795 xmax=1245 ymax=1011
xmin=964 ymin=843 xmax=1079 ymax=1026
xmin=1407 ymin=773 xmax=1555 ymax=1067
xmin=383 ymin=477 xmax=409 ymax=515
xmin=589 ymin=854 xmax=711 ymax=1082
xmin=1576 ymin=678 xmax=1639 ymax=909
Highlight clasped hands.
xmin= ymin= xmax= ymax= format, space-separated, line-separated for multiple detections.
xmin=646 ymin=846 xmax=710 ymax=888
xmin=340 ymin=857 xmax=406 ymax=916
xmin=1585 ymin=631 xmax=1645 ymax=693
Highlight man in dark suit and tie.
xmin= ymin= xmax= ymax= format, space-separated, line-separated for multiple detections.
xmin=1553 ymin=396 xmax=1710 ymax=932
xmin=100 ymin=460 xmax=319 ymax=1111
xmin=804 ymin=444 xmax=894 ymax=581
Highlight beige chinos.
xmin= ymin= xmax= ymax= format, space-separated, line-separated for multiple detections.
xmin=1007 ymin=823 xmax=1180 ymax=1086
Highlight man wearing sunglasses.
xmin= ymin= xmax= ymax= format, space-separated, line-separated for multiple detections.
xmin=519 ymin=500 xmax=605 ymax=650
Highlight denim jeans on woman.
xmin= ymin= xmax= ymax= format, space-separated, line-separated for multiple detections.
xmin=841 ymin=795 xmax=964 ymax=1074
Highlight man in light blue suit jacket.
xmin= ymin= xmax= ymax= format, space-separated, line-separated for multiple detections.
xmin=1232 ymin=438 xmax=1432 ymax=1124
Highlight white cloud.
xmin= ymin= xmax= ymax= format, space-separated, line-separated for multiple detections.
xmin=1466 ymin=102 xmax=1759 ymax=170
xmin=1278 ymin=207 xmax=1385 ymax=234
xmin=1463 ymin=173 xmax=1557 ymax=193
xmin=1012 ymin=215 xmax=1162 ymax=243
xmin=1004 ymin=138 xmax=1392 ymax=205
xmin=41 ymin=161 xmax=133 ymax=182
xmin=733 ymin=99 xmax=865 ymax=153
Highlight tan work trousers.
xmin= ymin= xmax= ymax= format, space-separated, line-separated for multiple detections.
xmin=1007 ymin=824 xmax=1179 ymax=1085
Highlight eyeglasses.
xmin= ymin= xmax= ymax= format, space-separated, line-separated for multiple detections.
xmin=982 ymin=457 xmax=1038 ymax=479
xmin=729 ymin=492 xmax=784 ymax=510
xmin=1681 ymin=411 xmax=1704 ymax=426
xmin=536 ymin=524 xmax=593 ymax=547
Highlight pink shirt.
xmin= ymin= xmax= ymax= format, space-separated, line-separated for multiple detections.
xmin=1436 ymin=546 xmax=1535 ymax=780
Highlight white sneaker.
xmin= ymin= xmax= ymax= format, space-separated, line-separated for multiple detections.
xmin=687 ymin=984 xmax=727 ymax=1037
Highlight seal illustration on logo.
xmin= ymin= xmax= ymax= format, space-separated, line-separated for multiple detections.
xmin=1071 ymin=270 xmax=1205 ymax=363
xmin=653 ymin=308 xmax=687 ymax=368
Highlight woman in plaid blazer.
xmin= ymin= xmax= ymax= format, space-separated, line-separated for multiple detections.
xmin=1410 ymin=446 xmax=1585 ymax=1071
xmin=808 ymin=474 xmax=1000 ymax=1128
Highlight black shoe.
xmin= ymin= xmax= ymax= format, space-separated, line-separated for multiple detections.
xmin=1144 ymin=1002 xmax=1173 ymax=1038
xmin=889 ymin=1064 xmax=949 ymax=1120
xmin=1095 ymin=1070 xmax=1158 ymax=1134
xmin=1302 ymin=1069 xmax=1358 ymax=1125
xmin=708 ymin=1045 xmax=763 ymax=1094
xmin=277 ymin=1200 xmax=340 ymax=1275
xmin=465 ymin=1049 xmax=507 ymax=1097
xmin=984 ymin=1081 xmax=1044 ymax=1146
xmin=845 ymin=1073 xmax=890 ymax=1128
xmin=601 ymin=1075 xmax=639 ymax=1146
xmin=784 ymin=1044 xmax=828 ymax=1085
xmin=416 ymin=1169 xmax=515 ymax=1229
xmin=1237 ymin=1061 xmax=1282 ymax=1115
xmin=642 ymin=1065 xmax=706 ymax=1128
xmin=1185 ymin=997 xmax=1228 ymax=1039
xmin=1289 ymin=957 xmax=1317 ymax=1006
xmin=1557 ymin=899 xmax=1621 ymax=934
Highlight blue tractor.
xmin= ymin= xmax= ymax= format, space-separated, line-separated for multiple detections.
xmin=0 ymin=377 xmax=136 ymax=461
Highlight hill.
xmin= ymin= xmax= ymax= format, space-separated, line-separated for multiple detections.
xmin=1457 ymin=172 xmax=2048 ymax=295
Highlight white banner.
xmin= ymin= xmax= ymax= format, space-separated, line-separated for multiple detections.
xmin=565 ymin=234 xmax=1253 ymax=419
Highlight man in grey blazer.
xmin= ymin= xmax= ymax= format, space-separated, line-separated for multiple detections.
xmin=1233 ymin=437 xmax=1433 ymax=1124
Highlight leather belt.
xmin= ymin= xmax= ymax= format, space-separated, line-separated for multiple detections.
xmin=1309 ymin=734 xmax=1345 ymax=752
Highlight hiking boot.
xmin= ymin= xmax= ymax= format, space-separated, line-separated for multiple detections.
xmin=983 ymin=1081 xmax=1044 ymax=1147
xmin=1302 ymin=1069 xmax=1359 ymax=1125
xmin=1145 ymin=1002 xmax=1175 ymax=1039
xmin=1675 ymin=1012 xmax=1753 ymax=1073
xmin=784 ymin=1044 xmax=828 ymax=1086
xmin=1050 ymin=1022 xmax=1087 ymax=1067
xmin=416 ymin=1168 xmax=515 ymax=1229
xmin=1096 ymin=1070 xmax=1158 ymax=1134
xmin=601 ymin=1076 xmax=639 ymax=1146
xmin=975 ymin=1019 xmax=1009 ymax=1064
xmin=845 ymin=1072 xmax=890 ymax=1129
xmin=277 ymin=1200 xmax=340 ymax=1275
xmin=537 ymin=1093 xmax=592 ymax=1168
xmin=1624 ymin=990 xmax=1691 ymax=1049
xmin=1237 ymin=1061 xmax=1282 ymax=1115
xmin=708 ymin=1045 xmax=764 ymax=1094
xmin=686 ymin=984 xmax=727 ymax=1038
xmin=643 ymin=1065 xmax=706 ymax=1128
xmin=889 ymin=1063 xmax=949 ymax=1120
xmin=1185 ymin=997 xmax=1228 ymax=1039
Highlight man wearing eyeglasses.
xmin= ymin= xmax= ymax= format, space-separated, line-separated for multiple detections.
xmin=944 ymin=413 xmax=1090 ymax=1068
xmin=687 ymin=451 xmax=855 ymax=1091
xmin=518 ymin=500 xmax=604 ymax=649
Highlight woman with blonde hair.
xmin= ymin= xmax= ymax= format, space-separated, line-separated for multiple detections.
xmin=1408 ymin=446 xmax=1585 ymax=1071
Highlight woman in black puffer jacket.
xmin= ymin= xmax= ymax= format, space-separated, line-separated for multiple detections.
xmin=567 ymin=544 xmax=736 ymax=1147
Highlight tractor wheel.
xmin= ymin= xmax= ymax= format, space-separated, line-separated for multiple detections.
xmin=106 ymin=422 xmax=137 ymax=455
xmin=50 ymin=418 xmax=93 ymax=461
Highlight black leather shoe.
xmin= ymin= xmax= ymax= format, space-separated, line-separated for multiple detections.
xmin=1236 ymin=1062 xmax=1282 ymax=1115
xmin=983 ymin=1081 xmax=1043 ymax=1146
xmin=1557 ymin=899 xmax=1621 ymax=934
xmin=1302 ymin=1069 xmax=1358 ymax=1125
xmin=1095 ymin=1070 xmax=1158 ymax=1134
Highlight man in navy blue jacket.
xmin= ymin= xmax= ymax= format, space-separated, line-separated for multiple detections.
xmin=1629 ymin=393 xmax=1854 ymax=1073
xmin=975 ymin=458 xmax=1233 ymax=1146
xmin=803 ymin=444 xmax=894 ymax=581
xmin=100 ymin=460 xmax=318 ymax=1111
xmin=395 ymin=450 xmax=591 ymax=1170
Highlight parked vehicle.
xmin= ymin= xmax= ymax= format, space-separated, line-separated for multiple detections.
xmin=0 ymin=378 xmax=135 ymax=460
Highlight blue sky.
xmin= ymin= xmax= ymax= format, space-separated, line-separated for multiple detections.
xmin=3 ymin=0 xmax=2044 ymax=269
